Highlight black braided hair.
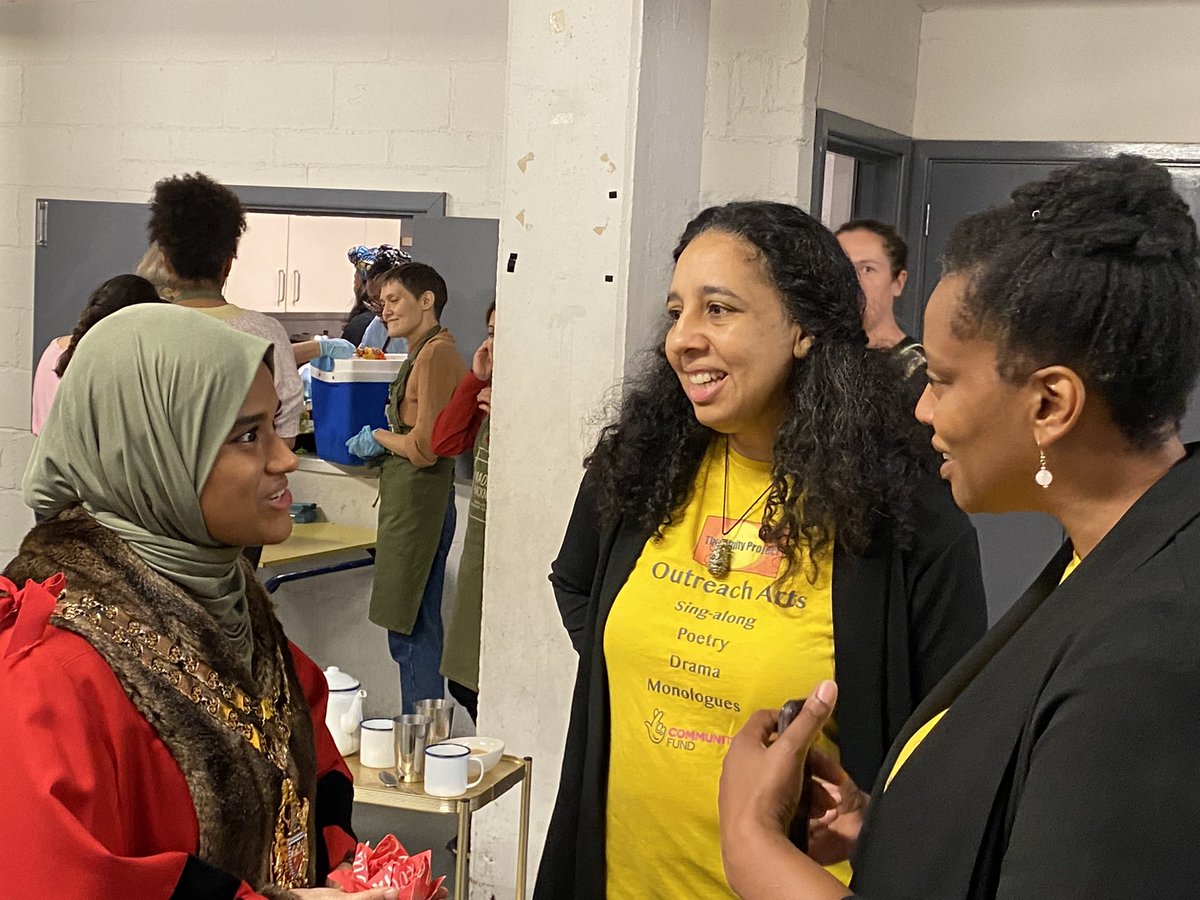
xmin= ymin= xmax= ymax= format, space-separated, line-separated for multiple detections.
xmin=947 ymin=155 xmax=1200 ymax=449
xmin=55 ymin=275 xmax=165 ymax=377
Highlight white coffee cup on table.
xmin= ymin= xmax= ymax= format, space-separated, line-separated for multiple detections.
xmin=423 ymin=743 xmax=485 ymax=797
xmin=359 ymin=717 xmax=396 ymax=768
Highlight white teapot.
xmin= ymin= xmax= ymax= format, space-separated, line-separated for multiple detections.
xmin=323 ymin=666 xmax=366 ymax=757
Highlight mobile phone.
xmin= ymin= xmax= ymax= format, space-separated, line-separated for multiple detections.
xmin=777 ymin=698 xmax=804 ymax=734
xmin=778 ymin=698 xmax=811 ymax=852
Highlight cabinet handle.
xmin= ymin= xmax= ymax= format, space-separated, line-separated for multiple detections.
xmin=277 ymin=269 xmax=286 ymax=305
xmin=292 ymin=270 xmax=301 ymax=305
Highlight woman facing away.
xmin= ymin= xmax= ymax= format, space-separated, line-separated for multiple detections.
xmin=535 ymin=201 xmax=988 ymax=899
xmin=1 ymin=304 xmax=437 ymax=899
xmin=30 ymin=273 xmax=163 ymax=436
xmin=719 ymin=155 xmax=1200 ymax=900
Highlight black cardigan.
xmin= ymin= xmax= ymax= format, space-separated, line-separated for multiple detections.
xmin=847 ymin=445 xmax=1200 ymax=900
xmin=535 ymin=465 xmax=988 ymax=899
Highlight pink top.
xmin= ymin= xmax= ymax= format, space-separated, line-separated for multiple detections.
xmin=30 ymin=340 xmax=66 ymax=436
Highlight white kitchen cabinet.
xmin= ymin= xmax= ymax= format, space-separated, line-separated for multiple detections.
xmin=224 ymin=212 xmax=404 ymax=314
xmin=363 ymin=216 xmax=405 ymax=251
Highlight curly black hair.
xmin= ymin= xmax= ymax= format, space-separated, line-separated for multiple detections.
xmin=585 ymin=201 xmax=931 ymax=576
xmin=947 ymin=155 xmax=1200 ymax=449
xmin=56 ymin=275 xmax=165 ymax=377
xmin=147 ymin=172 xmax=246 ymax=282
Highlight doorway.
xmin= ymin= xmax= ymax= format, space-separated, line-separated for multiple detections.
xmin=810 ymin=109 xmax=913 ymax=229
xmin=810 ymin=109 xmax=914 ymax=328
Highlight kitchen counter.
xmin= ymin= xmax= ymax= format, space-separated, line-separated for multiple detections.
xmin=259 ymin=521 xmax=377 ymax=568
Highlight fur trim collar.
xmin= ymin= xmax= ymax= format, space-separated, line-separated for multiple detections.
xmin=5 ymin=508 xmax=318 ymax=891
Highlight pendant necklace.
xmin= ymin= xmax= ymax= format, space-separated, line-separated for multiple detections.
xmin=706 ymin=437 xmax=773 ymax=578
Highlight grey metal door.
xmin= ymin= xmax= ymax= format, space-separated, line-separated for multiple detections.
xmin=33 ymin=199 xmax=150 ymax=360
xmin=908 ymin=144 xmax=1200 ymax=621
xmin=32 ymin=188 xmax=452 ymax=364
xmin=408 ymin=216 xmax=500 ymax=368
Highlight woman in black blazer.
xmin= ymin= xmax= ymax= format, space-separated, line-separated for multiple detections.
xmin=719 ymin=154 xmax=1200 ymax=900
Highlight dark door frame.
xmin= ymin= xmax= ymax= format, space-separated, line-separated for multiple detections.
xmin=905 ymin=140 xmax=1200 ymax=329
xmin=810 ymin=109 xmax=913 ymax=229
xmin=228 ymin=186 xmax=445 ymax=218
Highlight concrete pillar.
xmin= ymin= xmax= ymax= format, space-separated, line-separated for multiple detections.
xmin=473 ymin=1 xmax=710 ymax=894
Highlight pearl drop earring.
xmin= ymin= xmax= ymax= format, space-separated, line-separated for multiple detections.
xmin=1035 ymin=446 xmax=1053 ymax=489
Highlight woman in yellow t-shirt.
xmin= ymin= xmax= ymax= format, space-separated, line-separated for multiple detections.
xmin=534 ymin=203 xmax=989 ymax=900
xmin=719 ymin=156 xmax=1200 ymax=899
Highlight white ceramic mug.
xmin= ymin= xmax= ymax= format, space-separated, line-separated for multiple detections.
xmin=359 ymin=717 xmax=396 ymax=768
xmin=423 ymin=742 xmax=485 ymax=797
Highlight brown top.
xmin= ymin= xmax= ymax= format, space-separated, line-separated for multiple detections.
xmin=392 ymin=329 xmax=465 ymax=468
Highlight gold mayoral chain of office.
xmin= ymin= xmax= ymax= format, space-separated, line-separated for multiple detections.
xmin=59 ymin=593 xmax=311 ymax=889
xmin=707 ymin=437 xmax=774 ymax=578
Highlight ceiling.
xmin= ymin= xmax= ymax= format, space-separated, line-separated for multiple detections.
xmin=918 ymin=0 xmax=1193 ymax=8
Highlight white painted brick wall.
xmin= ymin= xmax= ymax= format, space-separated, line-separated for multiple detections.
xmin=25 ymin=63 xmax=121 ymax=125
xmin=222 ymin=65 xmax=337 ymax=130
xmin=333 ymin=63 xmax=453 ymax=131
xmin=700 ymin=0 xmax=923 ymax=207
xmin=120 ymin=65 xmax=227 ymax=128
xmin=700 ymin=0 xmax=813 ymax=207
xmin=274 ymin=130 xmax=391 ymax=168
xmin=817 ymin=0 xmax=922 ymax=138
xmin=0 ymin=186 xmax=20 ymax=246
xmin=449 ymin=61 xmax=507 ymax=132
xmin=168 ymin=128 xmax=277 ymax=167
xmin=0 ymin=0 xmax=507 ymax=563
xmin=0 ymin=67 xmax=21 ymax=124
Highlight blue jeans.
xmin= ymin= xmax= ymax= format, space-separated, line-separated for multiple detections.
xmin=388 ymin=493 xmax=456 ymax=715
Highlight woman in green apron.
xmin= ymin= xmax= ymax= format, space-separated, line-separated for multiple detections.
xmin=431 ymin=302 xmax=496 ymax=723
xmin=345 ymin=263 xmax=465 ymax=715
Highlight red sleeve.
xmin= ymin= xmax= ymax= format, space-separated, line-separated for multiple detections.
xmin=431 ymin=370 xmax=489 ymax=457
xmin=289 ymin=643 xmax=358 ymax=872
xmin=0 ymin=620 xmax=266 ymax=898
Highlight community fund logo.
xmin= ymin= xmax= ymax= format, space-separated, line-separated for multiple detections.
xmin=645 ymin=708 xmax=666 ymax=744
xmin=643 ymin=708 xmax=732 ymax=752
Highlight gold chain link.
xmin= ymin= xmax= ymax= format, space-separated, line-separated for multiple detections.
xmin=59 ymin=594 xmax=293 ymax=770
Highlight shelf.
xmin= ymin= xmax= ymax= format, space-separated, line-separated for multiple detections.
xmin=347 ymin=753 xmax=529 ymax=814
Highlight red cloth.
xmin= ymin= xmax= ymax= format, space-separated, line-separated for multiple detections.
xmin=430 ymin=370 xmax=488 ymax=457
xmin=0 ymin=576 xmax=355 ymax=898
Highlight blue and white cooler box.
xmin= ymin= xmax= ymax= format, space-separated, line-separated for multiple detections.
xmin=310 ymin=354 xmax=406 ymax=465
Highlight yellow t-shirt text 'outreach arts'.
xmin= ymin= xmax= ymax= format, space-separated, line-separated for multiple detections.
xmin=604 ymin=441 xmax=844 ymax=899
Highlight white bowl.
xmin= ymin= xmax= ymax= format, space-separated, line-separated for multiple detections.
xmin=455 ymin=736 xmax=505 ymax=772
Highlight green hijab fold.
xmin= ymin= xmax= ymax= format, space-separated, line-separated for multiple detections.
xmin=24 ymin=304 xmax=271 ymax=667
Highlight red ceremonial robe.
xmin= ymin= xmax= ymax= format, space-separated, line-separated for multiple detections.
xmin=0 ymin=575 xmax=357 ymax=899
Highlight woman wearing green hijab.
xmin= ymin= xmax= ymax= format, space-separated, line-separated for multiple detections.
xmin=0 ymin=305 xmax=420 ymax=899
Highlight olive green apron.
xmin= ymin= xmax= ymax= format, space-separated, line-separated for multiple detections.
xmin=369 ymin=327 xmax=455 ymax=635
xmin=440 ymin=414 xmax=488 ymax=691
